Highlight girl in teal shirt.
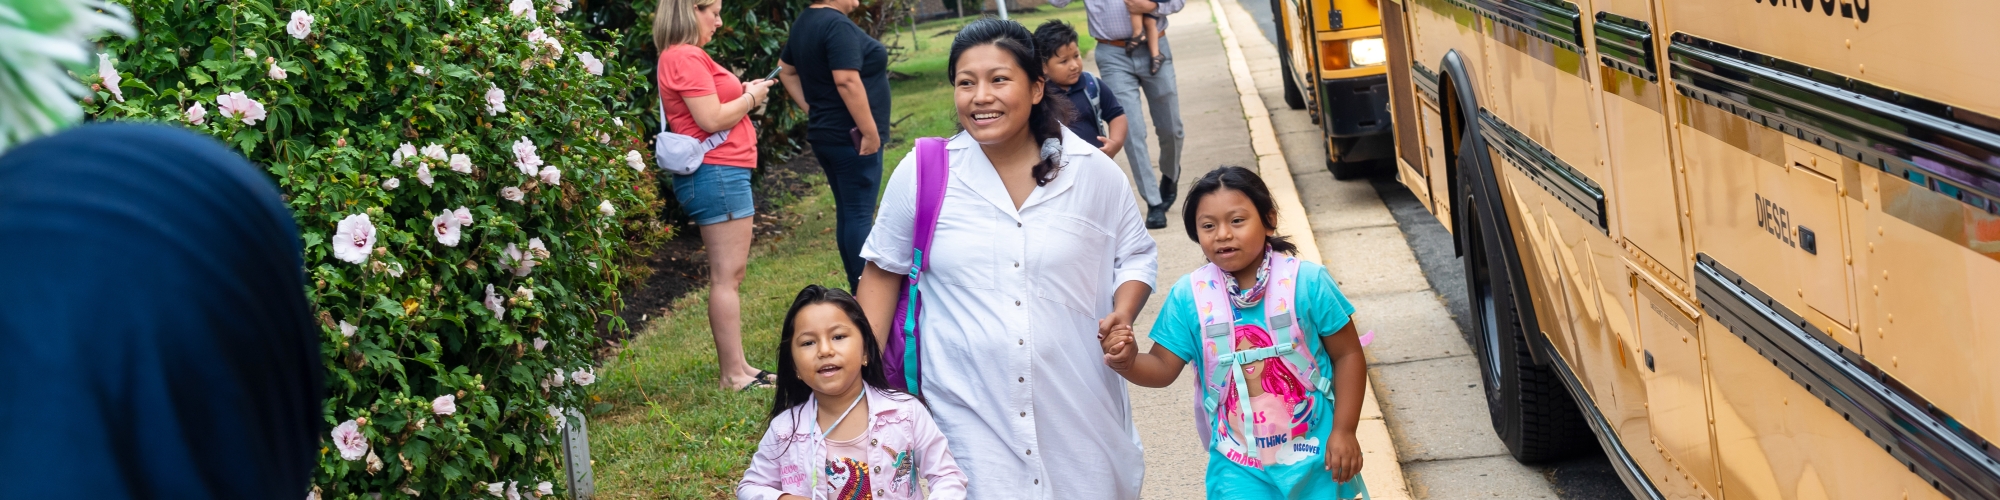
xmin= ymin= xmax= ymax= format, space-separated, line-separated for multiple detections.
xmin=1101 ymin=166 xmax=1371 ymax=499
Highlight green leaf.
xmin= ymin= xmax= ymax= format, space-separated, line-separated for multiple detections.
xmin=404 ymin=439 xmax=432 ymax=472
xmin=374 ymin=295 xmax=406 ymax=318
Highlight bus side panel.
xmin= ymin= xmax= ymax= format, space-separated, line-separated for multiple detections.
xmin=1492 ymin=154 xmax=1576 ymax=363
xmin=1422 ymin=102 xmax=1453 ymax=229
xmin=1600 ymin=68 xmax=1686 ymax=286
xmin=1677 ymin=82 xmax=1954 ymax=500
xmin=1704 ymin=311 xmax=1951 ymax=500
xmin=1481 ymin=22 xmax=1604 ymax=186
xmin=1860 ymin=171 xmax=2000 ymax=446
xmin=1634 ymin=273 xmax=1717 ymax=499
xmin=1406 ymin=0 xmax=1488 ymax=99
xmin=1382 ymin=0 xmax=1431 ymax=202
xmin=1664 ymin=0 xmax=2000 ymax=119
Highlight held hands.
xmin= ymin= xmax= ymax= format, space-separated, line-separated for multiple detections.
xmin=1325 ymin=430 xmax=1364 ymax=483
xmin=1099 ymin=323 xmax=1137 ymax=372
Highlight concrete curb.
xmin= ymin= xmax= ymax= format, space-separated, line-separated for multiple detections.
xmin=1203 ymin=0 xmax=1414 ymax=497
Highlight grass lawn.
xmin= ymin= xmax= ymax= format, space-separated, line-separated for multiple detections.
xmin=585 ymin=8 xmax=1097 ymax=497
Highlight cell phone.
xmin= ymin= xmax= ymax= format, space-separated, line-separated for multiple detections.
xmin=764 ymin=66 xmax=781 ymax=80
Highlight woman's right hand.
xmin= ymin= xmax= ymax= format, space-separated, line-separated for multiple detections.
xmin=858 ymin=128 xmax=881 ymax=156
xmin=742 ymin=78 xmax=775 ymax=107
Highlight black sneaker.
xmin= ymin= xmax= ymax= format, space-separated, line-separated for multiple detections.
xmin=1158 ymin=175 xmax=1178 ymax=209
xmin=1145 ymin=203 xmax=1169 ymax=229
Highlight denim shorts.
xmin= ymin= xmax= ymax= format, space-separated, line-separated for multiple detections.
xmin=671 ymin=164 xmax=755 ymax=226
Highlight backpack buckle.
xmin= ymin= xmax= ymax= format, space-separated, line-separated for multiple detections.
xmin=1230 ymin=346 xmax=1279 ymax=366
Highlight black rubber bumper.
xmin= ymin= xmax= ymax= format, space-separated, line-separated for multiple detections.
xmin=1318 ymin=73 xmax=1392 ymax=138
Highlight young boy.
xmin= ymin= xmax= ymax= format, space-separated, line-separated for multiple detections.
xmin=1033 ymin=20 xmax=1130 ymax=159
xmin=1129 ymin=4 xmax=1165 ymax=74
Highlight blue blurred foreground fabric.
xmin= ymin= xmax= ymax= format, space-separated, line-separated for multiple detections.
xmin=0 ymin=124 xmax=322 ymax=498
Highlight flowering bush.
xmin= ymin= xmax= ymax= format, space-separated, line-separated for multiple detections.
xmin=84 ymin=0 xmax=667 ymax=497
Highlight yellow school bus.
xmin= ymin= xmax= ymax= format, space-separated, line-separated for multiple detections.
xmin=1270 ymin=0 xmax=1395 ymax=178
xmin=1376 ymin=0 xmax=2000 ymax=497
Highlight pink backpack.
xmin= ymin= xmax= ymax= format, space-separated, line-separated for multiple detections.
xmin=1189 ymin=254 xmax=1333 ymax=461
xmin=883 ymin=138 xmax=949 ymax=395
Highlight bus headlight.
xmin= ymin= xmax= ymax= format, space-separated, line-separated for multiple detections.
xmin=1349 ymin=37 xmax=1387 ymax=67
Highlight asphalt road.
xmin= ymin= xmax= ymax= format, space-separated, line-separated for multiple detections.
xmin=1231 ymin=0 xmax=1635 ymax=497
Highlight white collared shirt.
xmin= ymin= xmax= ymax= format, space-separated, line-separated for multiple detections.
xmin=861 ymin=128 xmax=1159 ymax=500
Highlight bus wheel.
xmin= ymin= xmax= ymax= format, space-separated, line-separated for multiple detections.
xmin=1280 ymin=59 xmax=1308 ymax=110
xmin=1455 ymin=130 xmax=1590 ymax=463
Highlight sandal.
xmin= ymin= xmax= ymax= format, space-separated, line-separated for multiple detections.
xmin=754 ymin=369 xmax=778 ymax=384
xmin=1126 ymin=33 xmax=1146 ymax=55
xmin=736 ymin=378 xmax=775 ymax=391
xmin=1150 ymin=53 xmax=1167 ymax=75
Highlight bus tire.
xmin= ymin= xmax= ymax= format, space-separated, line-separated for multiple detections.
xmin=1452 ymin=105 xmax=1591 ymax=464
xmin=1280 ymin=59 xmax=1309 ymax=110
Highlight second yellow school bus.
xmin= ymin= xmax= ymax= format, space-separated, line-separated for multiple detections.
xmin=1271 ymin=0 xmax=1396 ymax=179
xmin=1373 ymin=0 xmax=2000 ymax=496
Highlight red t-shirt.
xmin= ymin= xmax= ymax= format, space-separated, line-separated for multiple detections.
xmin=658 ymin=44 xmax=757 ymax=168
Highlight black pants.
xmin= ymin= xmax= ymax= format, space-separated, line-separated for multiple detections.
xmin=809 ymin=139 xmax=883 ymax=291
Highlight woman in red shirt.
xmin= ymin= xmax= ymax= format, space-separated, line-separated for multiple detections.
xmin=654 ymin=0 xmax=777 ymax=391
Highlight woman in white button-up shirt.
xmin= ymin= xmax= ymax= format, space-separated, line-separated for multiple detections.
xmin=856 ymin=19 xmax=1159 ymax=500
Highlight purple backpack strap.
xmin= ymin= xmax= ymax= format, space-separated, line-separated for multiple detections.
xmin=884 ymin=137 xmax=949 ymax=394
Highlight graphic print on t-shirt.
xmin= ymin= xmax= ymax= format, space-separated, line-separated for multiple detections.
xmin=826 ymin=456 xmax=872 ymax=500
xmin=1216 ymin=323 xmax=1322 ymax=469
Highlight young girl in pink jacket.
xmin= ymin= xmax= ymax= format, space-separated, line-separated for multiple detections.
xmin=739 ymin=285 xmax=966 ymax=500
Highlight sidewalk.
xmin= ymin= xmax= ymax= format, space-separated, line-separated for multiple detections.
xmin=1094 ymin=1 xmax=1407 ymax=497
xmin=1212 ymin=0 xmax=1567 ymax=497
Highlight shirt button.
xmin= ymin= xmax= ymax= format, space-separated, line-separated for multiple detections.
xmin=1026 ymin=449 xmax=1033 ymax=455
xmin=1014 ymin=262 xmax=1020 ymax=268
xmin=1018 ymin=377 xmax=1024 ymax=382
xmin=1015 ymin=300 xmax=1022 ymax=306
xmin=874 ymin=466 xmax=881 ymax=474
xmin=1020 ymin=411 xmax=1027 ymax=417
xmin=1018 ymin=339 xmax=1024 ymax=345
xmin=870 ymin=439 xmax=878 ymax=446
xmin=1035 ymin=479 xmax=1040 ymax=485
xmin=1017 ymin=222 xmax=1023 ymax=227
